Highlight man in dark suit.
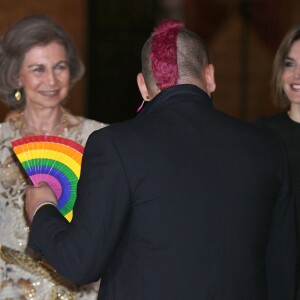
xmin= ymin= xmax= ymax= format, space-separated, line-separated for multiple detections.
xmin=25 ymin=20 xmax=297 ymax=299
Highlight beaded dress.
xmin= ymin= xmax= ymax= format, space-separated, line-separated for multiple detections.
xmin=0 ymin=114 xmax=107 ymax=300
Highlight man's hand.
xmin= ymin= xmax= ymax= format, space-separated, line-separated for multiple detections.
xmin=25 ymin=182 xmax=58 ymax=222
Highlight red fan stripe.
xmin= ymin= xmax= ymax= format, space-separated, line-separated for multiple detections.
xmin=11 ymin=135 xmax=84 ymax=154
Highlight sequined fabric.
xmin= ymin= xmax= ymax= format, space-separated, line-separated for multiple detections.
xmin=0 ymin=115 xmax=107 ymax=299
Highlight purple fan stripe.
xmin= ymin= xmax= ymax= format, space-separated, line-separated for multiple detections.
xmin=26 ymin=166 xmax=72 ymax=210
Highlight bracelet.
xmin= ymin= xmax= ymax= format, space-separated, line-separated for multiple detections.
xmin=32 ymin=200 xmax=57 ymax=220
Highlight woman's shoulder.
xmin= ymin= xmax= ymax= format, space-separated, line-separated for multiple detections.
xmin=253 ymin=112 xmax=295 ymax=144
xmin=80 ymin=117 xmax=108 ymax=131
xmin=67 ymin=116 xmax=108 ymax=146
xmin=254 ymin=112 xmax=288 ymax=127
xmin=0 ymin=120 xmax=10 ymax=131
xmin=0 ymin=117 xmax=22 ymax=143
xmin=78 ymin=117 xmax=108 ymax=138
xmin=0 ymin=121 xmax=8 ymax=142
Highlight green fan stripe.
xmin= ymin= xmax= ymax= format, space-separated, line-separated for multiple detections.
xmin=22 ymin=159 xmax=79 ymax=181
xmin=22 ymin=158 xmax=79 ymax=216
xmin=60 ymin=192 xmax=77 ymax=216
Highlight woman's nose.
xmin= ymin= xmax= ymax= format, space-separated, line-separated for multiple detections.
xmin=294 ymin=65 xmax=300 ymax=79
xmin=45 ymin=70 xmax=57 ymax=85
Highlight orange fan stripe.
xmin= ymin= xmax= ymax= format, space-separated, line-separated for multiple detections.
xmin=13 ymin=142 xmax=82 ymax=164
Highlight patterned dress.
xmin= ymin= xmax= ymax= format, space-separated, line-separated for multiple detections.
xmin=0 ymin=114 xmax=107 ymax=300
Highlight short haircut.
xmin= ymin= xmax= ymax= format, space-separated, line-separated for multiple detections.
xmin=0 ymin=14 xmax=84 ymax=108
xmin=272 ymin=24 xmax=300 ymax=108
xmin=141 ymin=20 xmax=210 ymax=93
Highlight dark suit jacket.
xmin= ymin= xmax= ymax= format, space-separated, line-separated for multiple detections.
xmin=28 ymin=84 xmax=298 ymax=300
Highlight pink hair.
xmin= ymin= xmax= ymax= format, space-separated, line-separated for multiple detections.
xmin=150 ymin=20 xmax=184 ymax=90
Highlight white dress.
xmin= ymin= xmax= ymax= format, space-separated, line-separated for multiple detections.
xmin=0 ymin=114 xmax=107 ymax=300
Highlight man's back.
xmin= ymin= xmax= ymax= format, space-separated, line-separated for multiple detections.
xmin=87 ymin=85 xmax=297 ymax=299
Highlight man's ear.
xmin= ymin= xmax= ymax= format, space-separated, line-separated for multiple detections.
xmin=137 ymin=73 xmax=150 ymax=101
xmin=204 ymin=64 xmax=216 ymax=94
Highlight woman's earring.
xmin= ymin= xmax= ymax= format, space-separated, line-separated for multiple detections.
xmin=15 ymin=89 xmax=21 ymax=101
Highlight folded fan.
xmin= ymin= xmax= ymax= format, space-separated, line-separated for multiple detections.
xmin=11 ymin=135 xmax=84 ymax=222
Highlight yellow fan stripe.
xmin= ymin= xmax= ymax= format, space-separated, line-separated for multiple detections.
xmin=65 ymin=211 xmax=73 ymax=222
xmin=16 ymin=149 xmax=81 ymax=177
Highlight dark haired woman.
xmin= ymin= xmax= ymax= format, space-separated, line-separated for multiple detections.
xmin=257 ymin=25 xmax=300 ymax=219
xmin=0 ymin=15 xmax=106 ymax=299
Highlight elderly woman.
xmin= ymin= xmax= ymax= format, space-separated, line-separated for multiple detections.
xmin=0 ymin=14 xmax=107 ymax=299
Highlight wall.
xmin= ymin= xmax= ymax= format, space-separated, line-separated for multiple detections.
xmin=184 ymin=0 xmax=300 ymax=120
xmin=87 ymin=0 xmax=157 ymax=124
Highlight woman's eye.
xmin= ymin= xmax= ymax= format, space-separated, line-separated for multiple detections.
xmin=32 ymin=66 xmax=44 ymax=73
xmin=284 ymin=60 xmax=294 ymax=68
xmin=56 ymin=63 xmax=69 ymax=71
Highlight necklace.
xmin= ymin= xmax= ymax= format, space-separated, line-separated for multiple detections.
xmin=20 ymin=107 xmax=69 ymax=137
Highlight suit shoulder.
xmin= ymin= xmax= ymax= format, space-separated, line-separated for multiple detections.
xmin=87 ymin=119 xmax=135 ymax=144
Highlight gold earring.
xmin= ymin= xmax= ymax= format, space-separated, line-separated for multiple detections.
xmin=15 ymin=89 xmax=21 ymax=101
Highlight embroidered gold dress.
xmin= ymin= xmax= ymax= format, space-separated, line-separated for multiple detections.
xmin=0 ymin=115 xmax=107 ymax=300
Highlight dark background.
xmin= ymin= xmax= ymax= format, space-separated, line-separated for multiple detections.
xmin=0 ymin=0 xmax=299 ymax=123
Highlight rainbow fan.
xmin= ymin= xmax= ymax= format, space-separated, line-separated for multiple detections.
xmin=11 ymin=135 xmax=84 ymax=222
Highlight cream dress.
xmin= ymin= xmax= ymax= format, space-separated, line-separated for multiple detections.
xmin=0 ymin=114 xmax=107 ymax=300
